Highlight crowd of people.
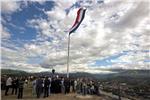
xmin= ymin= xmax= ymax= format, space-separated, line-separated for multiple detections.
xmin=1 ymin=75 xmax=101 ymax=99
xmin=1 ymin=76 xmax=27 ymax=99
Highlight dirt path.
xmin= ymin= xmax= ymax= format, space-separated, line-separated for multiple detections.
xmin=1 ymin=89 xmax=112 ymax=100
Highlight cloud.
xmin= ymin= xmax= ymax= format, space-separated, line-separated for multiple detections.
xmin=105 ymin=1 xmax=149 ymax=32
xmin=0 ymin=24 xmax=11 ymax=39
xmin=1 ymin=1 xmax=21 ymax=14
xmin=26 ymin=0 xmax=150 ymax=71
xmin=1 ymin=40 xmax=49 ymax=72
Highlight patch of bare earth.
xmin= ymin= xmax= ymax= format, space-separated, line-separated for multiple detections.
xmin=1 ymin=86 xmax=112 ymax=100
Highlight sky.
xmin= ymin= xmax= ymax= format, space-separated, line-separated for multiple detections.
xmin=1 ymin=0 xmax=150 ymax=73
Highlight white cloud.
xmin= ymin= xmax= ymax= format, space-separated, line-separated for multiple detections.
xmin=33 ymin=0 xmax=47 ymax=5
xmin=0 ymin=24 xmax=11 ymax=39
xmin=1 ymin=1 xmax=21 ymax=14
xmin=27 ymin=0 xmax=150 ymax=72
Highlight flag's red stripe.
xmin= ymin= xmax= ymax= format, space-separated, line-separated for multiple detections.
xmin=71 ymin=8 xmax=82 ymax=28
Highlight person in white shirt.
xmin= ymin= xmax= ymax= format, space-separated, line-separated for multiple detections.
xmin=61 ymin=77 xmax=65 ymax=94
xmin=48 ymin=77 xmax=51 ymax=95
xmin=32 ymin=78 xmax=36 ymax=96
xmin=74 ymin=80 xmax=77 ymax=92
xmin=5 ymin=77 xmax=12 ymax=95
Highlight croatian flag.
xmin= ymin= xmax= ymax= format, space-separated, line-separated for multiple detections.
xmin=69 ymin=7 xmax=86 ymax=35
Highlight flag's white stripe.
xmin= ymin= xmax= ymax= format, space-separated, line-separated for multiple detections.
xmin=69 ymin=21 xmax=79 ymax=32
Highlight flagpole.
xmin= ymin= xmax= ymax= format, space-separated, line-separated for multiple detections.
xmin=67 ymin=34 xmax=70 ymax=78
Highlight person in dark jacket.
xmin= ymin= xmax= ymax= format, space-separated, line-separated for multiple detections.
xmin=64 ymin=78 xmax=70 ymax=94
xmin=43 ymin=77 xmax=50 ymax=98
xmin=17 ymin=77 xmax=24 ymax=99
xmin=70 ymin=79 xmax=75 ymax=92
xmin=55 ymin=78 xmax=61 ymax=93
xmin=12 ymin=77 xmax=19 ymax=95
xmin=36 ymin=77 xmax=43 ymax=98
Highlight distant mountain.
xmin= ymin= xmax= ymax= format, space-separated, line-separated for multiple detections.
xmin=1 ymin=69 xmax=29 ymax=76
xmin=95 ymin=70 xmax=150 ymax=85
xmin=1 ymin=69 xmax=150 ymax=86
xmin=1 ymin=69 xmax=150 ymax=79
xmin=111 ymin=69 xmax=150 ymax=78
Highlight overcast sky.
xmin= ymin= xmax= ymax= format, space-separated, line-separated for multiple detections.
xmin=1 ymin=0 xmax=150 ymax=73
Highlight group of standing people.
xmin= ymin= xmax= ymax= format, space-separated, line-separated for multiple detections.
xmin=32 ymin=76 xmax=101 ymax=98
xmin=4 ymin=76 xmax=26 ymax=99
xmin=32 ymin=77 xmax=51 ymax=98
xmin=76 ymin=78 xmax=101 ymax=95
xmin=2 ymin=75 xmax=101 ymax=99
xmin=32 ymin=76 xmax=72 ymax=98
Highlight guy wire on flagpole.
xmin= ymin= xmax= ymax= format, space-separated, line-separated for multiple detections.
xmin=67 ymin=34 xmax=71 ymax=78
